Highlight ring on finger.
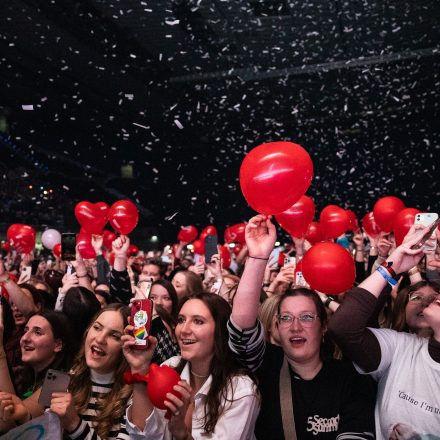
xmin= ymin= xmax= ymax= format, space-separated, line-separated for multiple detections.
xmin=174 ymin=410 xmax=180 ymax=416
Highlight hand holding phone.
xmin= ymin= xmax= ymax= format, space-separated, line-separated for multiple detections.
xmin=131 ymin=299 xmax=153 ymax=350
xmin=38 ymin=369 xmax=71 ymax=408
xmin=411 ymin=216 xmax=440 ymax=251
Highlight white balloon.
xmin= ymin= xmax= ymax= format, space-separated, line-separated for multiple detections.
xmin=41 ymin=229 xmax=61 ymax=250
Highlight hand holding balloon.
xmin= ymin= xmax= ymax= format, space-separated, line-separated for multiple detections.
xmin=166 ymin=380 xmax=193 ymax=439
xmin=245 ymin=215 xmax=277 ymax=259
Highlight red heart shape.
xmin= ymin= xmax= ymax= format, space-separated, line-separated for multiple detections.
xmin=74 ymin=201 xmax=109 ymax=234
xmin=6 ymin=224 xmax=36 ymax=253
xmin=108 ymin=200 xmax=139 ymax=235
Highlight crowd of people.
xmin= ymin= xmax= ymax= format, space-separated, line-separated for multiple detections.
xmin=0 ymin=214 xmax=439 ymax=439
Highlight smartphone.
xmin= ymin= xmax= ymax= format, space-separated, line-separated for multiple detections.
xmin=284 ymin=256 xmax=296 ymax=267
xmin=131 ymin=299 xmax=153 ymax=350
xmin=137 ymin=279 xmax=152 ymax=299
xmin=31 ymin=259 xmax=40 ymax=275
xmin=21 ymin=266 xmax=32 ymax=281
xmin=204 ymin=235 xmax=218 ymax=264
xmin=38 ymin=369 xmax=70 ymax=408
xmin=411 ymin=216 xmax=440 ymax=251
xmin=61 ymin=233 xmax=76 ymax=261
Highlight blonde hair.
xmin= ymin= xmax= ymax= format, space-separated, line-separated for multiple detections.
xmin=259 ymin=295 xmax=281 ymax=342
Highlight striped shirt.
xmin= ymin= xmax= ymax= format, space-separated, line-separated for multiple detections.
xmin=68 ymin=372 xmax=130 ymax=440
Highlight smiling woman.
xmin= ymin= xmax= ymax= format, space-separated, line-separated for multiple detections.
xmin=49 ymin=303 xmax=132 ymax=440
xmin=122 ymin=292 xmax=260 ymax=439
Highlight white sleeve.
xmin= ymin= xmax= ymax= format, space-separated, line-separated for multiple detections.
xmin=207 ymin=377 xmax=259 ymax=440
xmin=125 ymin=405 xmax=168 ymax=440
xmin=354 ymin=328 xmax=404 ymax=380
xmin=55 ymin=289 xmax=66 ymax=311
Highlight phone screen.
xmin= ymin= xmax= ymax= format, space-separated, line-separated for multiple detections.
xmin=61 ymin=233 xmax=76 ymax=261
xmin=204 ymin=235 xmax=218 ymax=264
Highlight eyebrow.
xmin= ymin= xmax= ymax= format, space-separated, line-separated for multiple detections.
xmin=178 ymin=314 xmax=207 ymax=320
xmin=94 ymin=320 xmax=123 ymax=334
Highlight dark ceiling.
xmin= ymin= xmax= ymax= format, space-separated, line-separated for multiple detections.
xmin=1 ymin=0 xmax=439 ymax=244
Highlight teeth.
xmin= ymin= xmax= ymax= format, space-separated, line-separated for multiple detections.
xmin=290 ymin=337 xmax=306 ymax=342
xmin=91 ymin=345 xmax=106 ymax=356
xmin=181 ymin=339 xmax=196 ymax=345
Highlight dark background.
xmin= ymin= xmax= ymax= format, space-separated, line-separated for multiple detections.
xmin=1 ymin=0 xmax=439 ymax=247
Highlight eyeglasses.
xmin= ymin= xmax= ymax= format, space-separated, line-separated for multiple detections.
xmin=277 ymin=313 xmax=319 ymax=328
xmin=407 ymin=292 xmax=440 ymax=304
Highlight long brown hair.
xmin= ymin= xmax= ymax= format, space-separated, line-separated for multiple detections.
xmin=175 ymin=292 xmax=256 ymax=435
xmin=69 ymin=304 xmax=132 ymax=439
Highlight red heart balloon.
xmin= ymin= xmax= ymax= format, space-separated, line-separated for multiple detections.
xmin=239 ymin=141 xmax=313 ymax=215
xmin=373 ymin=196 xmax=405 ymax=233
xmin=192 ymin=239 xmax=205 ymax=255
xmin=320 ymin=205 xmax=349 ymax=240
xmin=200 ymin=226 xmax=217 ymax=242
xmin=177 ymin=226 xmax=198 ymax=243
xmin=108 ymin=200 xmax=139 ymax=235
xmin=224 ymin=223 xmax=247 ymax=244
xmin=276 ymin=195 xmax=315 ymax=238
xmin=305 ymin=222 xmax=323 ymax=245
xmin=53 ymin=243 xmax=62 ymax=258
xmin=302 ymin=242 xmax=355 ymax=294
xmin=361 ymin=212 xmax=382 ymax=238
xmin=102 ymin=230 xmax=117 ymax=250
xmin=146 ymin=364 xmax=181 ymax=410
xmin=219 ymin=245 xmax=231 ymax=269
xmin=7 ymin=224 xmax=36 ymax=254
xmin=345 ymin=210 xmax=359 ymax=232
xmin=393 ymin=208 xmax=421 ymax=246
xmin=76 ymin=233 xmax=96 ymax=259
xmin=74 ymin=201 xmax=109 ymax=234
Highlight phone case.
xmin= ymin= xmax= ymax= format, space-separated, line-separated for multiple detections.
xmin=131 ymin=299 xmax=153 ymax=350
xmin=38 ymin=369 xmax=71 ymax=408
xmin=204 ymin=235 xmax=218 ymax=263
xmin=137 ymin=280 xmax=152 ymax=299
xmin=415 ymin=213 xmax=439 ymax=227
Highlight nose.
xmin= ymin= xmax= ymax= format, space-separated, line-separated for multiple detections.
xmin=179 ymin=320 xmax=192 ymax=335
xmin=290 ymin=316 xmax=304 ymax=331
xmin=94 ymin=331 xmax=107 ymax=344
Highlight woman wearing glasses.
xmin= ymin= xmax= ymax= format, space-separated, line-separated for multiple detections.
xmin=228 ymin=215 xmax=376 ymax=439
xmin=329 ymin=224 xmax=440 ymax=439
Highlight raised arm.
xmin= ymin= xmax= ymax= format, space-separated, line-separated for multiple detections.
xmin=328 ymin=224 xmax=427 ymax=372
xmin=231 ymin=215 xmax=277 ymax=329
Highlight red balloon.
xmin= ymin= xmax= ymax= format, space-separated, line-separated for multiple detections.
xmin=53 ymin=243 xmax=62 ymax=258
xmin=102 ymin=230 xmax=117 ymax=249
xmin=127 ymin=244 xmax=139 ymax=256
xmin=224 ymin=223 xmax=246 ymax=244
xmin=320 ymin=205 xmax=349 ymax=239
xmin=177 ymin=226 xmax=198 ymax=243
xmin=305 ymin=222 xmax=323 ymax=245
xmin=76 ymin=233 xmax=96 ymax=259
xmin=393 ymin=208 xmax=421 ymax=246
xmin=232 ymin=243 xmax=244 ymax=256
xmin=192 ymin=239 xmax=205 ymax=255
xmin=275 ymin=196 xmax=315 ymax=238
xmin=239 ymin=141 xmax=313 ymax=215
xmin=302 ymin=242 xmax=355 ymax=294
xmin=219 ymin=245 xmax=231 ymax=269
xmin=145 ymin=364 xmax=181 ymax=410
xmin=362 ymin=212 xmax=381 ymax=238
xmin=7 ymin=224 xmax=36 ymax=254
xmin=108 ymin=200 xmax=139 ymax=235
xmin=200 ymin=226 xmax=217 ymax=242
xmin=373 ymin=196 xmax=405 ymax=233
xmin=74 ymin=201 xmax=109 ymax=234
xmin=345 ymin=210 xmax=359 ymax=232
xmin=278 ymin=252 xmax=286 ymax=267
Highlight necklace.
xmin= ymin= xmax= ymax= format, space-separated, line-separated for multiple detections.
xmin=191 ymin=370 xmax=209 ymax=378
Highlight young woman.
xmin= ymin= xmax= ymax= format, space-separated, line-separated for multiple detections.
xmin=0 ymin=310 xmax=74 ymax=432
xmin=123 ymin=292 xmax=260 ymax=439
xmin=227 ymin=215 xmax=376 ymax=439
xmin=49 ymin=303 xmax=132 ymax=439
xmin=171 ymin=270 xmax=203 ymax=300
xmin=328 ymin=224 xmax=440 ymax=438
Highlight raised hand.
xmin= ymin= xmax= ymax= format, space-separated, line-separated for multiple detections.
xmin=245 ymin=215 xmax=277 ymax=259
xmin=122 ymin=325 xmax=157 ymax=374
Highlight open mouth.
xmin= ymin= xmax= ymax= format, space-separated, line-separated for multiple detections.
xmin=90 ymin=345 xmax=106 ymax=357
xmin=22 ymin=345 xmax=34 ymax=352
xmin=289 ymin=337 xmax=306 ymax=344
xmin=181 ymin=339 xmax=196 ymax=346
